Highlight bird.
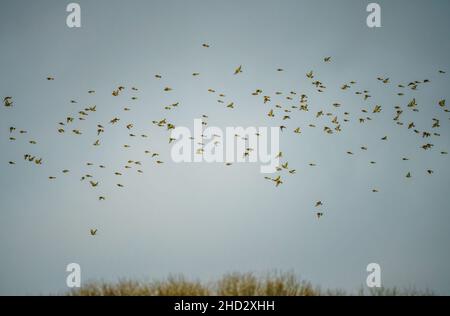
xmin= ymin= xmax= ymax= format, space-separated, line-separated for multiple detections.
xmin=234 ymin=65 xmax=242 ymax=75
xmin=3 ymin=96 xmax=13 ymax=107
xmin=372 ymin=105 xmax=382 ymax=113
xmin=89 ymin=181 xmax=99 ymax=187
xmin=273 ymin=176 xmax=283 ymax=187
xmin=324 ymin=56 xmax=332 ymax=62
xmin=422 ymin=143 xmax=434 ymax=150
xmin=90 ymin=229 xmax=98 ymax=236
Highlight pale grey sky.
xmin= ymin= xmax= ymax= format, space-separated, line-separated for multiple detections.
xmin=0 ymin=0 xmax=449 ymax=295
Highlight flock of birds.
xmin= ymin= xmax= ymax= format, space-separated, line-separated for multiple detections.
xmin=2 ymin=44 xmax=449 ymax=234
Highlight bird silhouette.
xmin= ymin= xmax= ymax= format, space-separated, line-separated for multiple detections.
xmin=3 ymin=97 xmax=13 ymax=107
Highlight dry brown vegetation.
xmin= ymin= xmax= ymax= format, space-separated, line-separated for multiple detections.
xmin=66 ymin=272 xmax=433 ymax=296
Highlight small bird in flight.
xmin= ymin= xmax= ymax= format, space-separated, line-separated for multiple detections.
xmin=234 ymin=65 xmax=243 ymax=75
xmin=3 ymin=97 xmax=13 ymax=107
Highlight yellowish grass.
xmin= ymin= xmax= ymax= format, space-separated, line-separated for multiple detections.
xmin=66 ymin=272 xmax=433 ymax=296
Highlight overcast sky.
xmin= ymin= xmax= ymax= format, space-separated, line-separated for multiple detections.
xmin=0 ymin=0 xmax=449 ymax=295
